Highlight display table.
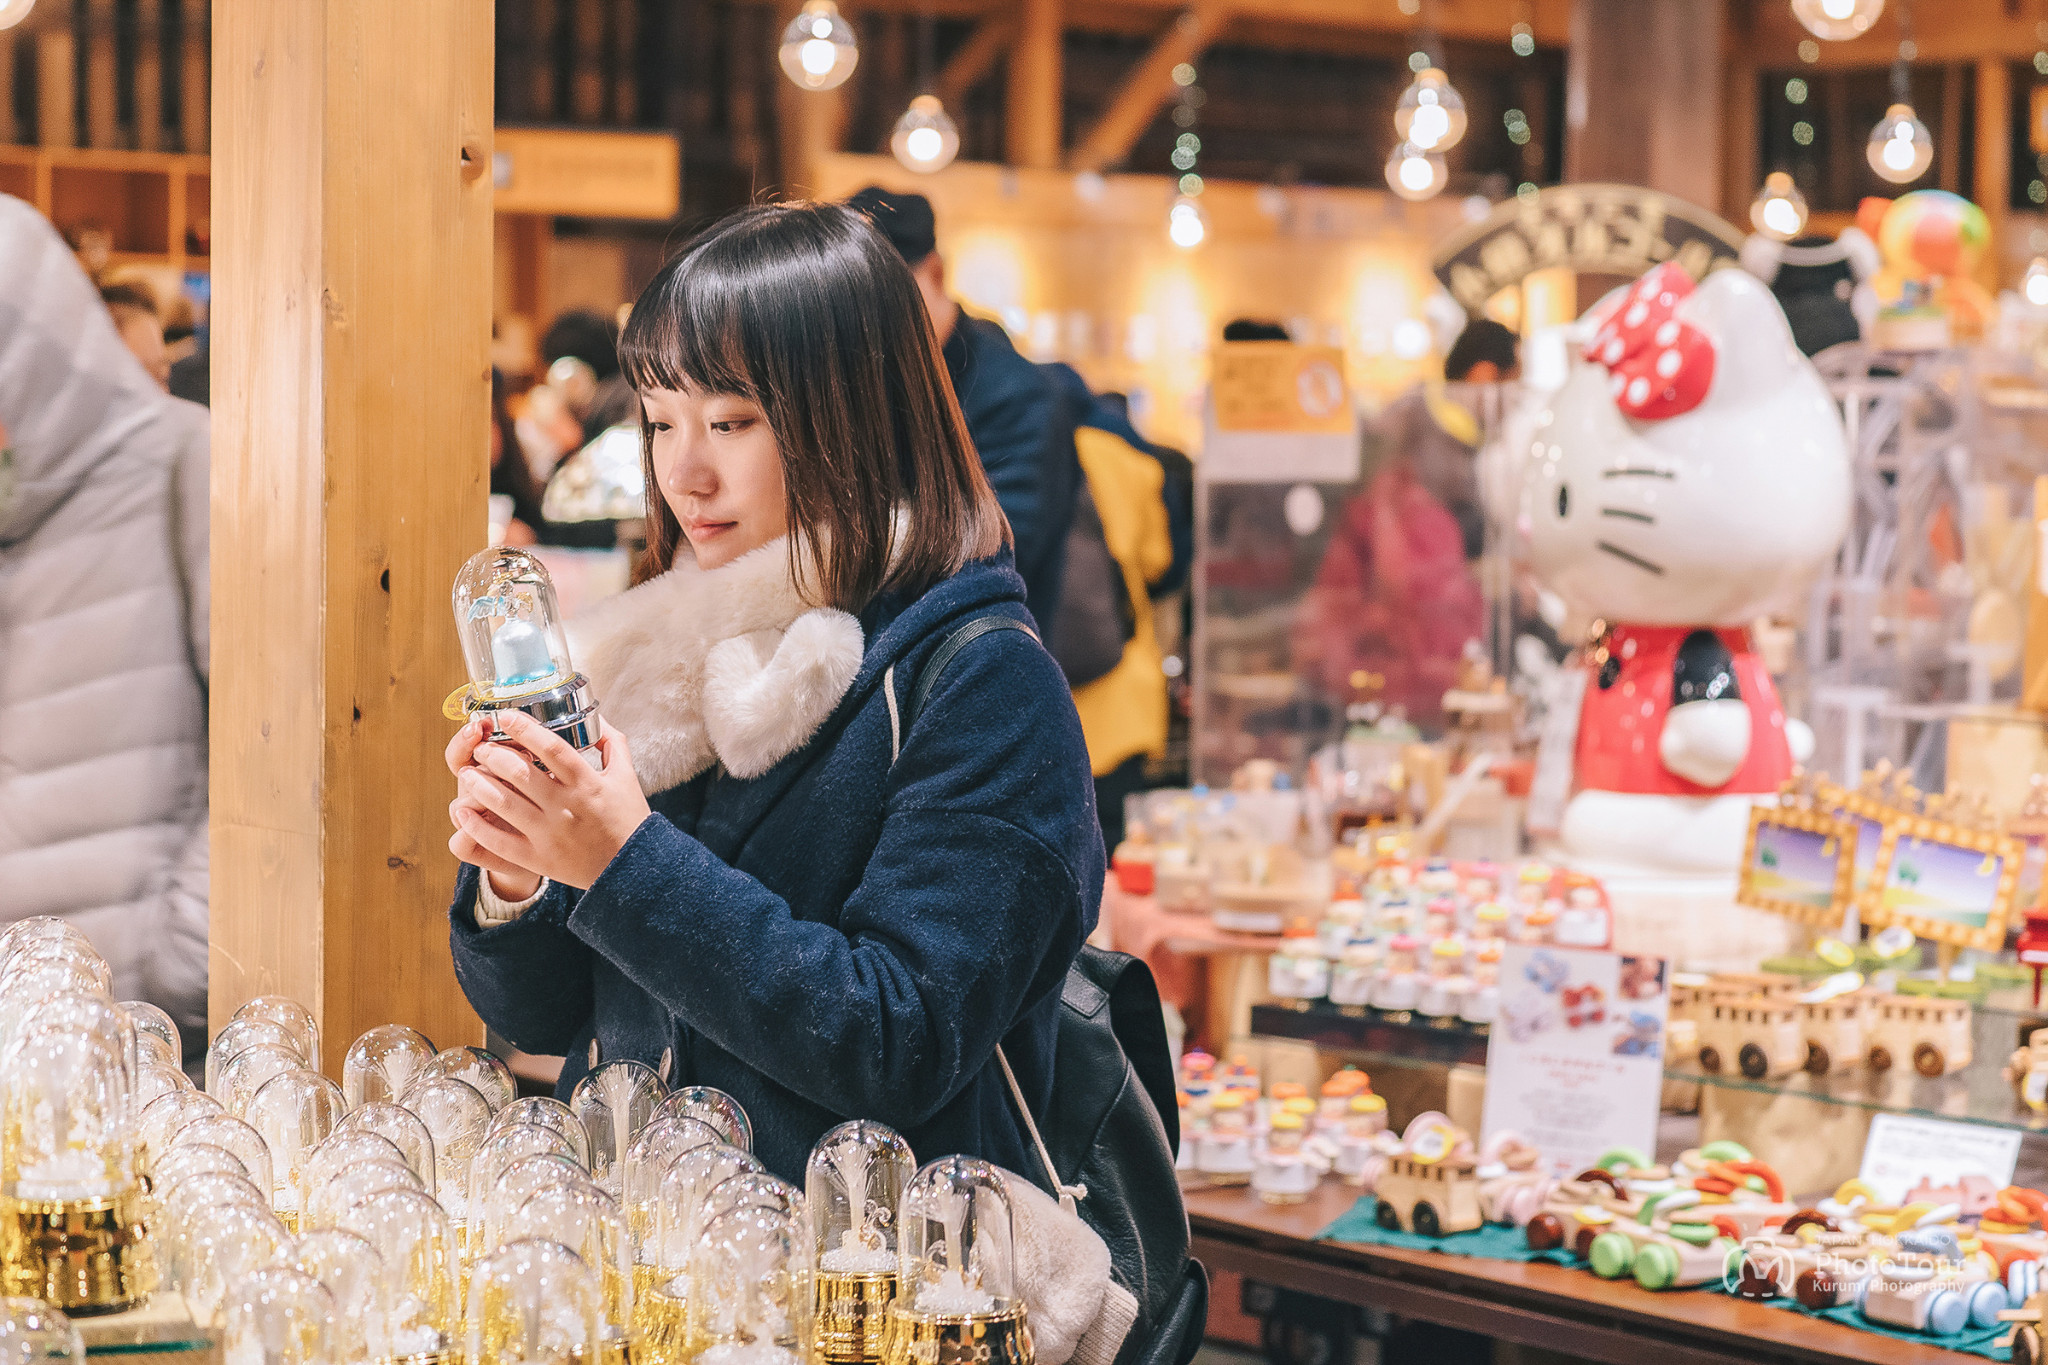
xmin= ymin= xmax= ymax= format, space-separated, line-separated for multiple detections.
xmin=1102 ymin=882 xmax=1281 ymax=1044
xmin=1185 ymin=1183 xmax=1983 ymax=1365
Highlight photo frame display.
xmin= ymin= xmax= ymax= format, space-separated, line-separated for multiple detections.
xmin=1736 ymin=803 xmax=1857 ymax=926
xmin=1863 ymin=812 xmax=2023 ymax=953
xmin=1814 ymin=778 xmax=1894 ymax=917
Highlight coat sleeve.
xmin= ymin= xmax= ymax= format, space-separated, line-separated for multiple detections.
xmin=565 ymin=628 xmax=1104 ymax=1131
xmin=449 ymin=865 xmax=599 ymax=1056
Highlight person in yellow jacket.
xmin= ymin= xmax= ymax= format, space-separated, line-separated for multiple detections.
xmin=1046 ymin=365 xmax=1189 ymax=848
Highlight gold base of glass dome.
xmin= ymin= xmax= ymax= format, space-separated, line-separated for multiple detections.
xmin=0 ymin=1186 xmax=156 ymax=1314
xmin=816 ymin=1270 xmax=898 ymax=1364
xmin=882 ymin=1302 xmax=1033 ymax=1365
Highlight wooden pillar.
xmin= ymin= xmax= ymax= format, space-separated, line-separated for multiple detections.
xmin=1720 ymin=50 xmax=1758 ymax=226
xmin=211 ymin=0 xmax=492 ymax=1072
xmin=1008 ymin=0 xmax=1062 ymax=170
xmin=36 ymin=0 xmax=74 ymax=149
xmin=178 ymin=0 xmax=206 ymax=155
xmin=134 ymin=0 xmax=164 ymax=152
xmin=1565 ymin=0 xmax=1724 ymax=210
xmin=84 ymin=0 xmax=114 ymax=147
xmin=0 ymin=31 xmax=16 ymax=146
xmin=1977 ymin=56 xmax=2012 ymax=293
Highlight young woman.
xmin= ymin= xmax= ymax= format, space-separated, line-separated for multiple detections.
xmin=444 ymin=203 xmax=1105 ymax=1184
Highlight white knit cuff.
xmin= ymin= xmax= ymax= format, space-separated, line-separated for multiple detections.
xmin=475 ymin=873 xmax=548 ymax=927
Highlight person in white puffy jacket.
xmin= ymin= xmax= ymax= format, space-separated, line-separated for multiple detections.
xmin=0 ymin=193 xmax=210 ymax=1045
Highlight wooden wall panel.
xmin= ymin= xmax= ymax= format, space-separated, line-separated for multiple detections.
xmin=212 ymin=0 xmax=490 ymax=1074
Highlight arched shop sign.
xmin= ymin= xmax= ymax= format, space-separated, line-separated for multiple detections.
xmin=1432 ymin=183 xmax=1747 ymax=314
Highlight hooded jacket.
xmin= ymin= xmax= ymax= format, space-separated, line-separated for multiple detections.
xmin=0 ymin=194 xmax=210 ymax=1034
xmin=449 ymin=549 xmax=1105 ymax=1184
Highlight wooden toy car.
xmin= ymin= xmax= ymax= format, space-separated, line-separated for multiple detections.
xmin=1523 ymin=1177 xmax=1641 ymax=1257
xmin=1582 ymin=1194 xmax=1740 ymax=1291
xmin=1702 ymin=971 xmax=1804 ymax=1005
xmin=1798 ymin=992 xmax=1870 ymax=1075
xmin=1861 ymin=1261 xmax=2009 ymax=1336
xmin=1867 ymin=994 xmax=1974 ymax=1077
xmin=1698 ymin=996 xmax=1804 ymax=1080
xmin=1373 ymin=1150 xmax=1482 ymax=1237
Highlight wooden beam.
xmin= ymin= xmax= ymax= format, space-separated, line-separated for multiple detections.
xmin=1067 ymin=5 xmax=1230 ymax=173
xmin=211 ymin=0 xmax=491 ymax=1071
xmin=36 ymin=0 xmax=74 ymax=150
xmin=821 ymin=0 xmax=1572 ymax=45
xmin=1008 ymin=0 xmax=1063 ymax=169
xmin=0 ymin=31 xmax=16 ymax=146
xmin=1737 ymin=0 xmax=2045 ymax=69
xmin=178 ymin=0 xmax=205 ymax=154
xmin=1976 ymin=55 xmax=2011 ymax=292
xmin=84 ymin=0 xmax=114 ymax=147
xmin=936 ymin=16 xmax=1014 ymax=107
xmin=1566 ymin=0 xmax=1724 ymax=211
xmin=134 ymin=0 xmax=164 ymax=152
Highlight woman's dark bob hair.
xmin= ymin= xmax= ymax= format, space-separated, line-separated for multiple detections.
xmin=619 ymin=201 xmax=1008 ymax=609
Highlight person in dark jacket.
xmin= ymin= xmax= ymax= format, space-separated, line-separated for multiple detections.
xmin=846 ymin=187 xmax=1078 ymax=627
xmin=444 ymin=202 xmax=1104 ymax=1184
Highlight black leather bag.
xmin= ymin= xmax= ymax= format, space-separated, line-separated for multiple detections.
xmin=902 ymin=618 xmax=1202 ymax=1364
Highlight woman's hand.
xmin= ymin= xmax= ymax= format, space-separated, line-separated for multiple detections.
xmin=446 ymin=719 xmax=546 ymax=899
xmin=447 ymin=712 xmax=652 ymax=892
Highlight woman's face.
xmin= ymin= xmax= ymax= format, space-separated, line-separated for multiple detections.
xmin=642 ymin=386 xmax=789 ymax=570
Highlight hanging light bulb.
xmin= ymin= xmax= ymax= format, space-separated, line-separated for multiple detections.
xmin=1791 ymin=0 xmax=1885 ymax=41
xmin=1866 ymin=102 xmax=1932 ymax=183
xmin=1750 ymin=172 xmax=1809 ymax=240
xmin=1385 ymin=142 xmax=1448 ymax=202
xmin=779 ymin=0 xmax=859 ymax=92
xmin=1394 ymin=69 xmax=1467 ymax=152
xmin=0 ymin=0 xmax=34 ymax=30
xmin=1167 ymin=196 xmax=1207 ymax=249
xmin=2024 ymin=258 xmax=2048 ymax=308
xmin=890 ymin=95 xmax=960 ymax=174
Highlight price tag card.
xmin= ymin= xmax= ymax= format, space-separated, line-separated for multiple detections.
xmin=1480 ymin=944 xmax=1670 ymax=1178
xmin=1856 ymin=1113 xmax=2021 ymax=1205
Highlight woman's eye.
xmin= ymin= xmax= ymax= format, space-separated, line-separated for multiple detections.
xmin=709 ymin=418 xmax=753 ymax=434
xmin=648 ymin=421 xmax=672 ymax=433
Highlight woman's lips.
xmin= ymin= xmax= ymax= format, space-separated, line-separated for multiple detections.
xmin=687 ymin=520 xmax=737 ymax=539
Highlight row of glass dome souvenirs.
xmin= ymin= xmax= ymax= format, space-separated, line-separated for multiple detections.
xmin=0 ymin=917 xmax=1025 ymax=1365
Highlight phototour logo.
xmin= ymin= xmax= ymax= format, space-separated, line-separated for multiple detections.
xmin=1724 ymin=1243 xmax=1941 ymax=1302
xmin=1725 ymin=1241 xmax=1798 ymax=1296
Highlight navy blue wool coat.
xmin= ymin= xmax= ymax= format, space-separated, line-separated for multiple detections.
xmin=449 ymin=553 xmax=1106 ymax=1185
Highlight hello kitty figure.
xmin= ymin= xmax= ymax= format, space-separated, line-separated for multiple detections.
xmin=1519 ymin=263 xmax=1850 ymax=881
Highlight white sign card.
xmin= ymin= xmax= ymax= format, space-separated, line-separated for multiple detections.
xmin=1480 ymin=944 xmax=1670 ymax=1178
xmin=1856 ymin=1114 xmax=2022 ymax=1206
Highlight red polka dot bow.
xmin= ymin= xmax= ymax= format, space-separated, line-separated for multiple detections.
xmin=1582 ymin=262 xmax=1716 ymax=421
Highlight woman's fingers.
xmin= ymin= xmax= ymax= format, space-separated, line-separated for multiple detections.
xmin=448 ymin=827 xmax=534 ymax=883
xmin=452 ymin=800 xmax=537 ymax=867
xmin=462 ymin=757 xmax=546 ymax=816
xmin=445 ymin=718 xmax=490 ymax=777
xmin=495 ymin=711 xmax=589 ymax=791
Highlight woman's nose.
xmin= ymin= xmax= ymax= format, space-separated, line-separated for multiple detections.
xmin=664 ymin=438 xmax=717 ymax=496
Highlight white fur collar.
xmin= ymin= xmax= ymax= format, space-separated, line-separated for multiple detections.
xmin=566 ymin=538 xmax=866 ymax=793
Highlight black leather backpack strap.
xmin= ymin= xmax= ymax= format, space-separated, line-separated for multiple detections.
xmin=904 ymin=615 xmax=1040 ymax=736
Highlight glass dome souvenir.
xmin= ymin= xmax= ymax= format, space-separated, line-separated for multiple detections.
xmin=148 ymin=1143 xmax=250 ymax=1208
xmin=0 ymin=916 xmax=90 ymax=961
xmin=138 ymin=1088 xmax=223 ymax=1171
xmin=638 ymin=1145 xmax=764 ymax=1358
xmin=304 ymin=1160 xmax=424 ymax=1234
xmin=169 ymin=1114 xmax=275 ymax=1203
xmin=463 ymin=1239 xmax=606 ymax=1365
xmin=570 ymin=1061 xmax=666 ymax=1199
xmin=207 ymin=1019 xmax=305 ymax=1098
xmin=450 ymin=546 xmax=601 ymax=755
xmin=0 ymin=1297 xmax=84 ymax=1365
xmin=490 ymin=1097 xmax=591 ymax=1168
xmin=655 ymin=1087 xmax=753 ymax=1154
xmin=621 ymin=1117 xmax=722 ymax=1311
xmin=707 ymin=1174 xmax=802 ymax=1226
xmin=467 ymin=1125 xmax=581 ymax=1250
xmin=413 ymin=1048 xmax=517 ymax=1115
xmin=0 ymin=1019 xmax=154 ymax=1310
xmin=245 ymin=1068 xmax=348 ymax=1229
xmin=335 ymin=1187 xmax=460 ymax=1364
xmin=885 ymin=1158 xmax=1029 ymax=1365
xmin=691 ymin=1206 xmax=812 ymax=1365
xmin=807 ymin=1122 xmax=914 ymax=1365
xmin=398 ymin=1079 xmax=493 ymax=1229
xmin=181 ymin=1201 xmax=292 ymax=1327
xmin=505 ymin=1182 xmax=635 ymax=1339
xmin=302 ymin=1131 xmax=411 ymax=1209
xmin=343 ymin=1025 xmax=437 ymax=1111
xmin=339 ymin=1101 xmax=437 ymax=1194
xmin=231 ymin=998 xmax=321 ymax=1069
xmin=218 ymin=1044 xmax=305 ymax=1119
xmin=0 ymin=963 xmax=113 ymax=1060
xmin=220 ymin=1266 xmax=337 ymax=1365
xmin=287 ymin=1228 xmax=387 ymax=1364
xmin=479 ymin=1154 xmax=588 ymax=1259
xmin=121 ymin=1002 xmax=181 ymax=1070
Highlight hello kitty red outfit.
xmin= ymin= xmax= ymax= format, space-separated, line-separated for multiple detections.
xmin=1575 ymin=625 xmax=1794 ymax=796
xmin=1568 ymin=265 xmax=1794 ymax=800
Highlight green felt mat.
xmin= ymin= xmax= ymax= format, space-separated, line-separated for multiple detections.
xmin=1322 ymin=1196 xmax=2014 ymax=1359
xmin=1317 ymin=1196 xmax=1568 ymax=1262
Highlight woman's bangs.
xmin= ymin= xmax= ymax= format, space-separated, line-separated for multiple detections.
xmin=619 ymin=257 xmax=758 ymax=400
